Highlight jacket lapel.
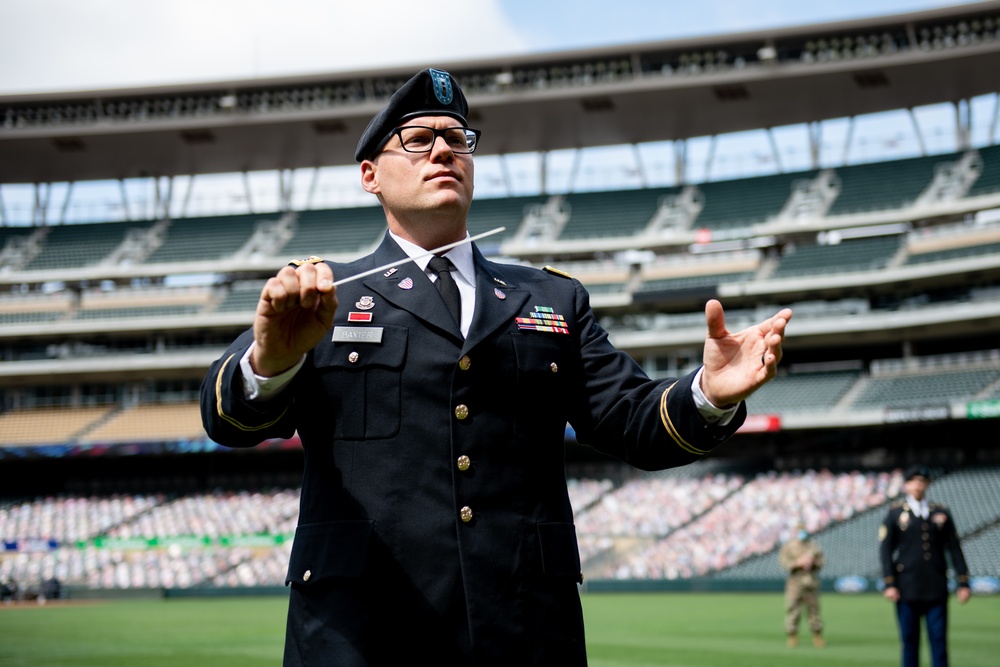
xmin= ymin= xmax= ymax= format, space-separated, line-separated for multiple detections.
xmin=361 ymin=233 xmax=463 ymax=341
xmin=463 ymin=245 xmax=529 ymax=353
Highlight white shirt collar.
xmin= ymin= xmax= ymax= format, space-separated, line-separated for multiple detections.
xmin=906 ymin=494 xmax=929 ymax=518
xmin=388 ymin=229 xmax=475 ymax=287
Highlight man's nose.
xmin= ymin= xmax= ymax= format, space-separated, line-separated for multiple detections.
xmin=429 ymin=134 xmax=455 ymax=159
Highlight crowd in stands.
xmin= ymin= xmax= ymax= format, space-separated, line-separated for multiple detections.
xmin=600 ymin=469 xmax=903 ymax=580
xmin=6 ymin=465 xmax=997 ymax=595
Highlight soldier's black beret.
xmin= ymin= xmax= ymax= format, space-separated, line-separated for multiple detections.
xmin=904 ymin=465 xmax=931 ymax=481
xmin=354 ymin=68 xmax=469 ymax=162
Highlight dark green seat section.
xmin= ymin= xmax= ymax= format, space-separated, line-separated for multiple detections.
xmin=905 ymin=240 xmax=1000 ymax=265
xmin=636 ymin=271 xmax=753 ymax=293
xmin=851 ymin=367 xmax=1000 ymax=408
xmin=466 ymin=195 xmax=546 ymax=242
xmin=558 ymin=188 xmax=676 ymax=240
xmin=0 ymin=311 xmax=67 ymax=325
xmin=75 ymin=305 xmax=204 ymax=320
xmin=215 ymin=282 xmax=265 ymax=314
xmin=146 ymin=214 xmax=261 ymax=264
xmin=966 ymin=144 xmax=1000 ymax=197
xmin=24 ymin=220 xmax=154 ymax=271
xmin=770 ymin=235 xmax=902 ymax=278
xmin=282 ymin=206 xmax=387 ymax=259
xmin=746 ymin=370 xmax=860 ymax=414
xmin=826 ymin=153 xmax=953 ymax=216
xmin=692 ymin=172 xmax=812 ymax=231
xmin=581 ymin=281 xmax=629 ymax=295
xmin=0 ymin=226 xmax=44 ymax=273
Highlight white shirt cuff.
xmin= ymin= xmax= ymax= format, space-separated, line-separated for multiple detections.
xmin=691 ymin=366 xmax=739 ymax=426
xmin=239 ymin=343 xmax=306 ymax=401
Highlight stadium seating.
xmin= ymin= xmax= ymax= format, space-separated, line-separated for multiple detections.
xmin=145 ymin=214 xmax=263 ymax=264
xmin=692 ymin=172 xmax=814 ymax=231
xmin=2 ymin=465 xmax=997 ymax=591
xmin=5 ymin=6 xmax=1000 ymax=598
xmin=769 ymin=235 xmax=902 ymax=278
xmin=280 ymin=206 xmax=386 ymax=258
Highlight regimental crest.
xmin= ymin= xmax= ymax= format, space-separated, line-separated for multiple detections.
xmin=899 ymin=511 xmax=910 ymax=530
xmin=355 ymin=296 xmax=375 ymax=310
xmin=932 ymin=512 xmax=948 ymax=526
xmin=430 ymin=68 xmax=454 ymax=105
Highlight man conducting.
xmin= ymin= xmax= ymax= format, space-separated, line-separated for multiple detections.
xmin=880 ymin=465 xmax=971 ymax=667
xmin=202 ymin=67 xmax=793 ymax=666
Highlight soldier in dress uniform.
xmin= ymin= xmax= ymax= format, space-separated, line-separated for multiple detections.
xmin=880 ymin=465 xmax=971 ymax=667
xmin=201 ymin=67 xmax=793 ymax=667
xmin=779 ymin=521 xmax=824 ymax=648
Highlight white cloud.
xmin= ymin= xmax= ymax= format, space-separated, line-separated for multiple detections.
xmin=0 ymin=0 xmax=528 ymax=94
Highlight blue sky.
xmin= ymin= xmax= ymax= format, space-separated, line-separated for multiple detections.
xmin=0 ymin=1 xmax=988 ymax=223
xmin=0 ymin=0 xmax=969 ymax=94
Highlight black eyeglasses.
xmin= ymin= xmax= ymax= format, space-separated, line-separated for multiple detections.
xmin=389 ymin=126 xmax=482 ymax=154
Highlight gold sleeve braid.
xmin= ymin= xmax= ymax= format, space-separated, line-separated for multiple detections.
xmin=659 ymin=382 xmax=711 ymax=455
xmin=215 ymin=353 xmax=289 ymax=431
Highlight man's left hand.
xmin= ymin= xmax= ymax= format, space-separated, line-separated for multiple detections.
xmin=700 ymin=299 xmax=793 ymax=407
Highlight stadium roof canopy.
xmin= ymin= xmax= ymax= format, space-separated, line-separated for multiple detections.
xmin=3 ymin=1 xmax=1000 ymax=184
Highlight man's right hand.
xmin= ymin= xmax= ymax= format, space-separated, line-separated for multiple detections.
xmin=883 ymin=586 xmax=900 ymax=603
xmin=251 ymin=262 xmax=337 ymax=377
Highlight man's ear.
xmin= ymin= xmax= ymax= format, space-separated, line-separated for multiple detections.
xmin=361 ymin=160 xmax=379 ymax=194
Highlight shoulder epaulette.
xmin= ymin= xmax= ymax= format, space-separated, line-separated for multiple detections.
xmin=543 ymin=265 xmax=572 ymax=279
xmin=890 ymin=499 xmax=907 ymax=508
xmin=288 ymin=256 xmax=325 ymax=267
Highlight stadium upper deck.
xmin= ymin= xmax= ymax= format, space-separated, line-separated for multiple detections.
xmin=2 ymin=3 xmax=1000 ymax=467
xmin=3 ymin=1 xmax=1000 ymax=183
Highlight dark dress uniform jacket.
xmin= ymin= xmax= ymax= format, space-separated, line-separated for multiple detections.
xmin=202 ymin=234 xmax=747 ymax=666
xmin=879 ymin=499 xmax=970 ymax=601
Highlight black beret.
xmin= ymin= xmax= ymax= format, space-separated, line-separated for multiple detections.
xmin=355 ymin=68 xmax=469 ymax=162
xmin=904 ymin=465 xmax=931 ymax=482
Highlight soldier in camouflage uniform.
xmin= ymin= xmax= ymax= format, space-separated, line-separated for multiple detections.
xmin=779 ymin=522 xmax=825 ymax=648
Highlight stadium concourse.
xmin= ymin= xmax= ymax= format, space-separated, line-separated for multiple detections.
xmin=2 ymin=2 xmax=1000 ymax=597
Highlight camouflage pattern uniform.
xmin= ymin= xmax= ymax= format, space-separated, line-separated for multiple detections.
xmin=779 ymin=536 xmax=824 ymax=641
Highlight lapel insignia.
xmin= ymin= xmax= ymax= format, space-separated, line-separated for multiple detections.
xmin=355 ymin=296 xmax=375 ymax=310
xmin=398 ymin=277 xmax=414 ymax=290
xmin=516 ymin=306 xmax=569 ymax=334
xmin=494 ymin=287 xmax=506 ymax=300
xmin=384 ymin=267 xmax=398 ymax=278
xmin=493 ymin=277 xmax=507 ymax=286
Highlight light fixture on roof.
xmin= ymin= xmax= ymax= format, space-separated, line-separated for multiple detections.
xmin=757 ymin=45 xmax=778 ymax=62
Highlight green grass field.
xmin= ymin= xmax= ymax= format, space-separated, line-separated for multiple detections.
xmin=1 ymin=592 xmax=997 ymax=666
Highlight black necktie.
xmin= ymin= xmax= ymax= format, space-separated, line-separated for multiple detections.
xmin=428 ymin=255 xmax=461 ymax=326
